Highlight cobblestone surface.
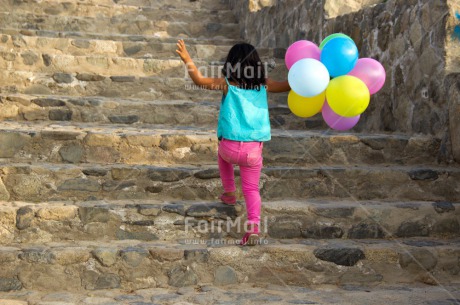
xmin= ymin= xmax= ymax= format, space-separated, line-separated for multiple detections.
xmin=1 ymin=284 xmax=459 ymax=305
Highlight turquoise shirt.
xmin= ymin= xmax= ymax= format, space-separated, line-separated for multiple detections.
xmin=217 ymin=78 xmax=271 ymax=142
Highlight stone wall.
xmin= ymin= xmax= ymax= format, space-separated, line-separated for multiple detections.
xmin=229 ymin=0 xmax=460 ymax=162
xmin=446 ymin=1 xmax=460 ymax=162
xmin=448 ymin=74 xmax=460 ymax=163
xmin=324 ymin=0 xmax=384 ymax=18
xmin=446 ymin=0 xmax=460 ymax=74
xmin=229 ymin=0 xmax=324 ymax=48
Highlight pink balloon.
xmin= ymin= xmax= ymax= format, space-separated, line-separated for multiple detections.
xmin=285 ymin=40 xmax=321 ymax=70
xmin=348 ymin=58 xmax=386 ymax=95
xmin=322 ymin=101 xmax=360 ymax=131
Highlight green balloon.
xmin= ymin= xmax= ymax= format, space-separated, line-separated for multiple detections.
xmin=319 ymin=33 xmax=353 ymax=50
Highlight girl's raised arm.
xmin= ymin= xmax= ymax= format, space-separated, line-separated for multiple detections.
xmin=176 ymin=39 xmax=226 ymax=91
xmin=266 ymin=78 xmax=291 ymax=93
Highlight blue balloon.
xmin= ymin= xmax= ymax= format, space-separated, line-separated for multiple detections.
xmin=320 ymin=37 xmax=359 ymax=77
xmin=288 ymin=58 xmax=330 ymax=98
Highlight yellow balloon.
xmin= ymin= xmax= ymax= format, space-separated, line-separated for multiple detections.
xmin=288 ymin=90 xmax=325 ymax=118
xmin=326 ymin=75 xmax=370 ymax=117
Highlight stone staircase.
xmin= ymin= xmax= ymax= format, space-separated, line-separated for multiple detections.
xmin=0 ymin=0 xmax=459 ymax=302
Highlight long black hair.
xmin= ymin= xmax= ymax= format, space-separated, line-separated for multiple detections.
xmin=221 ymin=43 xmax=266 ymax=90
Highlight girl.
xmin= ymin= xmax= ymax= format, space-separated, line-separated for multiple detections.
xmin=176 ymin=40 xmax=290 ymax=246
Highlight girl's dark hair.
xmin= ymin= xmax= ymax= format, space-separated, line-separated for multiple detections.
xmin=221 ymin=43 xmax=266 ymax=90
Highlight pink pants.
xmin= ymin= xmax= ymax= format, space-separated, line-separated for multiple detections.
xmin=218 ymin=138 xmax=263 ymax=225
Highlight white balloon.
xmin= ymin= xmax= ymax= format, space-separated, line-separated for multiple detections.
xmin=288 ymin=58 xmax=330 ymax=97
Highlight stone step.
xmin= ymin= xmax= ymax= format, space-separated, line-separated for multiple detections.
xmin=0 ymin=27 xmax=242 ymax=45
xmin=0 ymin=71 xmax=289 ymax=103
xmin=1 ymin=285 xmax=460 ymax=305
xmin=0 ymin=51 xmax=209 ymax=77
xmin=1 ymin=57 xmax=285 ymax=84
xmin=0 ymin=45 xmax=285 ymax=76
xmin=0 ymin=52 xmax=286 ymax=81
xmin=0 ymin=238 xmax=458 ymax=291
xmin=0 ymin=121 xmax=443 ymax=166
xmin=0 ymin=33 xmax=258 ymax=61
xmin=0 ymin=0 xmax=237 ymax=23
xmin=1 ymin=0 xmax=233 ymax=11
xmin=116 ymin=0 xmax=234 ymax=10
xmin=0 ymin=12 xmax=240 ymax=40
xmin=0 ymin=199 xmax=458 ymax=245
xmin=0 ymin=162 xmax=458 ymax=202
xmin=0 ymin=70 xmax=222 ymax=100
xmin=0 ymin=93 xmax=311 ymax=130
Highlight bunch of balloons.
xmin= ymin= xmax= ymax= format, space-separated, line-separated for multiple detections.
xmin=286 ymin=33 xmax=386 ymax=131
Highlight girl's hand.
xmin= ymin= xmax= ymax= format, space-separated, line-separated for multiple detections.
xmin=175 ymin=39 xmax=224 ymax=91
xmin=176 ymin=39 xmax=192 ymax=64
